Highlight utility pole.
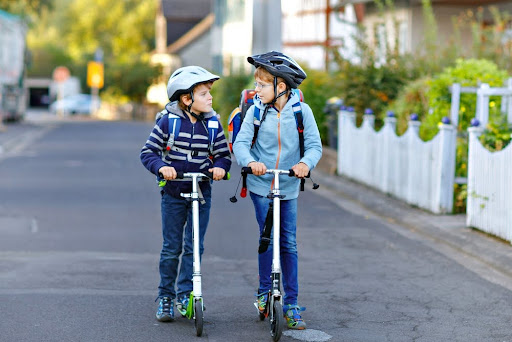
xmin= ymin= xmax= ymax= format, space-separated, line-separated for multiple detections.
xmin=252 ymin=0 xmax=282 ymax=54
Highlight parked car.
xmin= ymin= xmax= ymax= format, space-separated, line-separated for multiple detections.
xmin=49 ymin=94 xmax=100 ymax=115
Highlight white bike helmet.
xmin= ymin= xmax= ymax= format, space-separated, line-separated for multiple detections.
xmin=167 ymin=66 xmax=220 ymax=102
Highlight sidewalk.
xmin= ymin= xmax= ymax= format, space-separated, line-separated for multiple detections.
xmin=315 ymin=147 xmax=512 ymax=289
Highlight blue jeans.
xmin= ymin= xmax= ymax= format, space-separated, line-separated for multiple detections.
xmin=250 ymin=192 xmax=298 ymax=306
xmin=158 ymin=185 xmax=211 ymax=299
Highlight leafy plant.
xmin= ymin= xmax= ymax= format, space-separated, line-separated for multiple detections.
xmin=421 ymin=58 xmax=508 ymax=141
xmin=209 ymin=73 xmax=253 ymax=129
xmin=479 ymin=115 xmax=512 ymax=152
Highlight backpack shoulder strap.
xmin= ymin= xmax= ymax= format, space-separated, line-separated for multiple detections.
xmin=251 ymin=106 xmax=261 ymax=147
xmin=164 ymin=113 xmax=181 ymax=156
xmin=292 ymin=102 xmax=305 ymax=158
xmin=292 ymin=102 xmax=306 ymax=191
xmin=206 ymin=115 xmax=219 ymax=156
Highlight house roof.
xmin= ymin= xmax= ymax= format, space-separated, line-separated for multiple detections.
xmin=167 ymin=13 xmax=214 ymax=54
xmin=161 ymin=0 xmax=212 ymax=46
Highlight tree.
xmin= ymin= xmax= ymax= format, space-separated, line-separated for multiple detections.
xmin=24 ymin=0 xmax=159 ymax=102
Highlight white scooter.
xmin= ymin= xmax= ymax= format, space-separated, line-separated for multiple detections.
xmin=240 ymin=167 xmax=296 ymax=342
xmin=163 ymin=170 xmax=229 ymax=337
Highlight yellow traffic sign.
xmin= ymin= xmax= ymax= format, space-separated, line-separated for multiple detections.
xmin=87 ymin=61 xmax=104 ymax=89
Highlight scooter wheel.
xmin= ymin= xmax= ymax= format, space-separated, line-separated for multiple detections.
xmin=194 ymin=300 xmax=204 ymax=337
xmin=259 ymin=312 xmax=265 ymax=321
xmin=270 ymin=300 xmax=283 ymax=342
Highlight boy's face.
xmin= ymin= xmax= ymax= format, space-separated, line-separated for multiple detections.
xmin=254 ymin=77 xmax=274 ymax=104
xmin=190 ymin=83 xmax=213 ymax=113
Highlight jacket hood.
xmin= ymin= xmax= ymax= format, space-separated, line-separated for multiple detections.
xmin=164 ymin=101 xmax=217 ymax=120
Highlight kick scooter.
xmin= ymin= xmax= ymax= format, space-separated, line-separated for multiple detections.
xmin=161 ymin=170 xmax=229 ymax=337
xmin=240 ymin=167 xmax=296 ymax=342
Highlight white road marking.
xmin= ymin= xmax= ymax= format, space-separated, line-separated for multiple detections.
xmin=283 ymin=329 xmax=332 ymax=341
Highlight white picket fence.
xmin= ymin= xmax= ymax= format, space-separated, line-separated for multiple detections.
xmin=466 ymin=125 xmax=512 ymax=242
xmin=337 ymin=110 xmax=456 ymax=214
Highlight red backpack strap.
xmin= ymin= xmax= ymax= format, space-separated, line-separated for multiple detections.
xmin=292 ymin=102 xmax=306 ymax=191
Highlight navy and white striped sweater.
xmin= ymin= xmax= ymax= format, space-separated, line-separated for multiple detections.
xmin=140 ymin=102 xmax=231 ymax=198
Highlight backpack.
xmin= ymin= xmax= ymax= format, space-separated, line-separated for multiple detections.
xmin=155 ymin=109 xmax=219 ymax=158
xmin=227 ymin=88 xmax=304 ymax=154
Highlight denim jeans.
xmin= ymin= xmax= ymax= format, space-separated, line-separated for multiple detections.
xmin=250 ymin=192 xmax=298 ymax=306
xmin=158 ymin=185 xmax=211 ymax=299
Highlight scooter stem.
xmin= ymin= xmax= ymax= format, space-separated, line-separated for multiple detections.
xmin=190 ymin=173 xmax=202 ymax=298
xmin=272 ymin=171 xmax=281 ymax=277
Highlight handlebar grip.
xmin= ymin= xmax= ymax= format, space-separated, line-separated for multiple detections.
xmin=288 ymin=169 xmax=295 ymax=177
xmin=241 ymin=167 xmax=253 ymax=175
xmin=205 ymin=171 xmax=230 ymax=180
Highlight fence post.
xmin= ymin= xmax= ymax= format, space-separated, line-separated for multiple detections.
xmin=476 ymin=83 xmax=490 ymax=127
xmin=450 ymin=83 xmax=461 ymax=128
xmin=382 ymin=115 xmax=397 ymax=194
xmin=466 ymin=123 xmax=483 ymax=227
xmin=407 ymin=116 xmax=421 ymax=204
xmin=337 ymin=106 xmax=354 ymax=176
xmin=507 ymin=78 xmax=512 ymax=125
xmin=434 ymin=121 xmax=456 ymax=213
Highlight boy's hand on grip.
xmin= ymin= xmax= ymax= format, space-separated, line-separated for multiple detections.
xmin=247 ymin=161 xmax=266 ymax=176
xmin=208 ymin=167 xmax=226 ymax=181
xmin=159 ymin=166 xmax=177 ymax=180
xmin=291 ymin=162 xmax=309 ymax=178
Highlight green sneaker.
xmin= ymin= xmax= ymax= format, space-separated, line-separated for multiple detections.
xmin=257 ymin=293 xmax=268 ymax=313
xmin=284 ymin=305 xmax=306 ymax=330
xmin=176 ymin=294 xmax=190 ymax=317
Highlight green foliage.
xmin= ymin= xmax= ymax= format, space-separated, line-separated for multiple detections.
xmin=24 ymin=0 xmax=157 ymax=102
xmin=105 ymin=60 xmax=161 ymax=103
xmin=421 ymin=58 xmax=508 ymax=141
xmin=0 ymin=0 xmax=52 ymax=17
xmin=210 ymin=73 xmax=253 ymax=129
xmin=299 ymin=67 xmax=341 ymax=143
xmin=331 ymin=55 xmax=420 ymax=129
xmin=479 ymin=115 xmax=512 ymax=152
xmin=385 ymin=77 xmax=431 ymax=135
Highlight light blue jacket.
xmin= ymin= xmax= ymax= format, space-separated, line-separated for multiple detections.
xmin=233 ymin=92 xmax=322 ymax=199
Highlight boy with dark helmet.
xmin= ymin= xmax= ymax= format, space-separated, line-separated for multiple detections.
xmin=233 ymin=51 xmax=322 ymax=330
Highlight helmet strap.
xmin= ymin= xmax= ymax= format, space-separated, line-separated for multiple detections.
xmin=270 ymin=77 xmax=288 ymax=105
xmin=187 ymin=90 xmax=195 ymax=113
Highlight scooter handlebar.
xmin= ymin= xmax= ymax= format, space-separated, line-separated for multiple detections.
xmin=159 ymin=171 xmax=230 ymax=181
xmin=241 ymin=167 xmax=308 ymax=178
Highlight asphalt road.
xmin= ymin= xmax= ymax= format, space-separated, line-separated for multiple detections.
xmin=1 ymin=116 xmax=512 ymax=342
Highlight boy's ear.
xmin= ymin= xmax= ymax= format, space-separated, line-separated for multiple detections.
xmin=181 ymin=94 xmax=192 ymax=106
xmin=277 ymin=81 xmax=288 ymax=93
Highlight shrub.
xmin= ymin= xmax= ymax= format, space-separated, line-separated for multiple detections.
xmin=299 ymin=67 xmax=342 ymax=143
xmin=210 ymin=73 xmax=253 ymax=129
xmin=421 ymin=58 xmax=508 ymax=141
xmin=479 ymin=115 xmax=512 ymax=152
xmin=386 ymin=77 xmax=431 ymax=135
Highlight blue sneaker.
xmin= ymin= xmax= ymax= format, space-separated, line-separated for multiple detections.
xmin=176 ymin=294 xmax=189 ymax=317
xmin=156 ymin=297 xmax=174 ymax=322
xmin=284 ymin=305 xmax=306 ymax=330
xmin=256 ymin=292 xmax=268 ymax=313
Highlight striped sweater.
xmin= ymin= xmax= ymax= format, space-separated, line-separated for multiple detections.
xmin=140 ymin=101 xmax=231 ymax=198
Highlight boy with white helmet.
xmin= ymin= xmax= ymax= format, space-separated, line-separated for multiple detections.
xmin=140 ymin=66 xmax=231 ymax=322
xmin=233 ymin=51 xmax=322 ymax=330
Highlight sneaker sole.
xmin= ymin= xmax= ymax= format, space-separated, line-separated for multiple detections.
xmin=156 ymin=315 xmax=174 ymax=322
